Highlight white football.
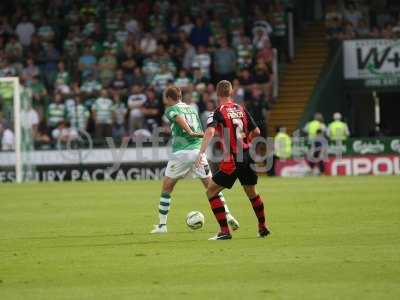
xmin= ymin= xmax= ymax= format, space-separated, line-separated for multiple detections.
xmin=186 ymin=211 xmax=205 ymax=230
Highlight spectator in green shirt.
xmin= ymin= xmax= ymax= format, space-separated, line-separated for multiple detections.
xmin=98 ymin=48 xmax=117 ymax=86
xmin=92 ymin=89 xmax=115 ymax=141
xmin=29 ymin=75 xmax=48 ymax=106
xmin=54 ymin=61 xmax=70 ymax=91
xmin=65 ymin=95 xmax=90 ymax=132
xmin=37 ymin=19 xmax=55 ymax=44
xmin=81 ymin=72 xmax=102 ymax=99
xmin=47 ymin=93 xmax=65 ymax=131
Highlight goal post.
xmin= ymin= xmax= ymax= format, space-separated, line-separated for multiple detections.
xmin=0 ymin=77 xmax=35 ymax=183
xmin=13 ymin=78 xmax=22 ymax=183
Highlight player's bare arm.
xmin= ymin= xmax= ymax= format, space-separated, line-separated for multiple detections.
xmin=195 ymin=127 xmax=215 ymax=167
xmin=248 ymin=127 xmax=261 ymax=140
xmin=175 ymin=115 xmax=204 ymax=138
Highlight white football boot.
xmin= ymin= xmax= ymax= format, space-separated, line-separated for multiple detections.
xmin=208 ymin=232 xmax=232 ymax=240
xmin=150 ymin=224 xmax=167 ymax=234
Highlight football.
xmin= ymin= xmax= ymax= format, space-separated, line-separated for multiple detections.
xmin=186 ymin=211 xmax=205 ymax=230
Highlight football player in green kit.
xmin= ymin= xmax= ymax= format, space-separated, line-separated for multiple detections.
xmin=150 ymin=86 xmax=239 ymax=234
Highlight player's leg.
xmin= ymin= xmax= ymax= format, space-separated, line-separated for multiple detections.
xmin=237 ymin=153 xmax=270 ymax=238
xmin=193 ymin=158 xmax=239 ymax=237
xmin=206 ymin=170 xmax=237 ymax=240
xmin=150 ymin=176 xmax=178 ymax=234
xmin=202 ymin=158 xmax=231 ymax=215
xmin=197 ymin=156 xmax=239 ymax=228
xmin=200 ymin=177 xmax=240 ymax=231
xmin=200 ymin=177 xmax=232 ymax=216
xmin=151 ymin=154 xmax=190 ymax=234
xmin=159 ymin=176 xmax=178 ymax=224
xmin=192 ymin=152 xmax=236 ymax=239
xmin=206 ymin=179 xmax=230 ymax=240
xmin=242 ymin=185 xmax=269 ymax=237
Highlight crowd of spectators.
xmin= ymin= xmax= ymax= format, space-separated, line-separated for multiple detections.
xmin=0 ymin=0 xmax=292 ymax=150
xmin=325 ymin=0 xmax=400 ymax=41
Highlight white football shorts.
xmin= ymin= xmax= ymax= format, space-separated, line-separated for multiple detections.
xmin=165 ymin=149 xmax=211 ymax=179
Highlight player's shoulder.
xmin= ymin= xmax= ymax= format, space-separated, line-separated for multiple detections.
xmin=215 ymin=102 xmax=228 ymax=112
xmin=164 ymin=105 xmax=178 ymax=119
xmin=218 ymin=102 xmax=244 ymax=118
xmin=218 ymin=100 xmax=241 ymax=110
xmin=164 ymin=105 xmax=175 ymax=113
xmin=165 ymin=103 xmax=189 ymax=117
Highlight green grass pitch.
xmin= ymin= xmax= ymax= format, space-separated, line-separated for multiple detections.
xmin=0 ymin=176 xmax=399 ymax=299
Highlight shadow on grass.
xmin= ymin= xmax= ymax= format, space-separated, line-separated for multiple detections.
xmin=0 ymin=231 xmax=211 ymax=241
xmin=39 ymin=235 xmax=257 ymax=249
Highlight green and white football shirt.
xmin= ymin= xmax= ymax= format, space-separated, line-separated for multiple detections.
xmin=92 ymin=97 xmax=114 ymax=125
xmin=47 ymin=103 xmax=65 ymax=127
xmin=164 ymin=102 xmax=203 ymax=153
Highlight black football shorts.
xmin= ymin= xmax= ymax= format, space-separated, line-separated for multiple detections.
xmin=212 ymin=151 xmax=258 ymax=189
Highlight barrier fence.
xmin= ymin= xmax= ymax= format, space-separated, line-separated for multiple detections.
xmin=1 ymin=137 xmax=399 ymax=182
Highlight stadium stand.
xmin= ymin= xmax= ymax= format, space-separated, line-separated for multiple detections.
xmin=0 ymin=0 xmax=294 ymax=150
xmin=3 ymin=0 xmax=397 ymax=150
xmin=325 ymin=0 xmax=400 ymax=41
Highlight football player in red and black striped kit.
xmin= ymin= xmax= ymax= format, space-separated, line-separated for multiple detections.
xmin=196 ymin=80 xmax=270 ymax=240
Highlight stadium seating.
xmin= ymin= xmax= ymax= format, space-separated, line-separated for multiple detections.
xmin=0 ymin=0 xmax=293 ymax=149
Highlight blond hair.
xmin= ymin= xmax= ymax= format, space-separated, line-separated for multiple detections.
xmin=164 ymin=86 xmax=182 ymax=101
xmin=216 ymin=80 xmax=233 ymax=97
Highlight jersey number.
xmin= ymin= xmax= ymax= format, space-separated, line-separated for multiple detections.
xmin=232 ymin=118 xmax=245 ymax=140
xmin=185 ymin=114 xmax=199 ymax=131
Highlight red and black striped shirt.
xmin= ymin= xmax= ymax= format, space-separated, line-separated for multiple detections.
xmin=207 ymin=100 xmax=258 ymax=172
